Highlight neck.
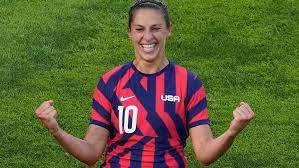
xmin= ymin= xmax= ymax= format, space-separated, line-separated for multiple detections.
xmin=133 ymin=57 xmax=169 ymax=74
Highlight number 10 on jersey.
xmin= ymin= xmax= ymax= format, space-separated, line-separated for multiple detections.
xmin=118 ymin=105 xmax=138 ymax=134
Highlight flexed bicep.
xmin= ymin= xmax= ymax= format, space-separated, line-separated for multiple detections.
xmin=84 ymin=124 xmax=109 ymax=159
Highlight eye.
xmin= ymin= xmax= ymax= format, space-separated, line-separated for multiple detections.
xmin=152 ymin=27 xmax=161 ymax=31
xmin=135 ymin=28 xmax=143 ymax=32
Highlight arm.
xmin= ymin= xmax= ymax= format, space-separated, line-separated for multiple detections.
xmin=189 ymin=102 xmax=254 ymax=166
xmin=52 ymin=125 xmax=108 ymax=166
xmin=35 ymin=100 xmax=109 ymax=166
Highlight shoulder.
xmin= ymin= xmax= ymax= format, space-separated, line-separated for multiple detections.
xmin=94 ymin=62 xmax=132 ymax=100
xmin=172 ymin=62 xmax=203 ymax=83
xmin=175 ymin=63 xmax=204 ymax=93
xmin=187 ymin=70 xmax=204 ymax=92
xmin=101 ymin=62 xmax=132 ymax=83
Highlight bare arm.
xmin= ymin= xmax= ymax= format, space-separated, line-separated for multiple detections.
xmin=35 ymin=100 xmax=109 ymax=166
xmin=52 ymin=125 xmax=108 ymax=166
xmin=190 ymin=102 xmax=254 ymax=166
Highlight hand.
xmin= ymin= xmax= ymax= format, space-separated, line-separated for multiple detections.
xmin=229 ymin=102 xmax=254 ymax=135
xmin=35 ymin=100 xmax=60 ymax=134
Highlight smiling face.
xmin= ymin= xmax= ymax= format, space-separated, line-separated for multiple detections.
xmin=128 ymin=8 xmax=171 ymax=63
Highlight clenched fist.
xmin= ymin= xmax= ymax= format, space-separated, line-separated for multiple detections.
xmin=35 ymin=100 xmax=60 ymax=134
xmin=229 ymin=102 xmax=255 ymax=135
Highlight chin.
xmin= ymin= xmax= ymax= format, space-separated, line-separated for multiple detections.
xmin=140 ymin=54 xmax=159 ymax=62
xmin=136 ymin=50 xmax=162 ymax=62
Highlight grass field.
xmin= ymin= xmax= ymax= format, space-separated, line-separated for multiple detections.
xmin=0 ymin=0 xmax=298 ymax=167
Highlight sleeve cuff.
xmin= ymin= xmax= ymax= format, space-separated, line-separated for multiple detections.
xmin=89 ymin=119 xmax=110 ymax=130
xmin=188 ymin=119 xmax=210 ymax=129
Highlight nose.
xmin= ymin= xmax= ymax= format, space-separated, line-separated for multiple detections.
xmin=143 ymin=30 xmax=154 ymax=41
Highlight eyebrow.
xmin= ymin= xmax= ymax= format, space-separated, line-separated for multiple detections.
xmin=133 ymin=24 xmax=163 ymax=27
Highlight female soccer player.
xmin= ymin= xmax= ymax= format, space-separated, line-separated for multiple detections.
xmin=35 ymin=0 xmax=254 ymax=167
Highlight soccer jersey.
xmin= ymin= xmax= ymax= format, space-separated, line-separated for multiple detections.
xmin=90 ymin=61 xmax=210 ymax=168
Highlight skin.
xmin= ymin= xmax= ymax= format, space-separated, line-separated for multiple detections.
xmin=35 ymin=8 xmax=254 ymax=167
xmin=35 ymin=100 xmax=107 ymax=166
xmin=189 ymin=102 xmax=254 ymax=165
xmin=128 ymin=8 xmax=171 ymax=74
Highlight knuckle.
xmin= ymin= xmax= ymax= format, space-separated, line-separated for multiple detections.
xmin=234 ymin=109 xmax=240 ymax=114
xmin=245 ymin=115 xmax=251 ymax=120
xmin=241 ymin=116 xmax=249 ymax=121
xmin=239 ymin=118 xmax=246 ymax=122
xmin=235 ymin=117 xmax=242 ymax=122
xmin=39 ymin=115 xmax=46 ymax=120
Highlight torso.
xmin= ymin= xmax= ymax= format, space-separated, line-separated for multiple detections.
xmin=91 ymin=61 xmax=209 ymax=168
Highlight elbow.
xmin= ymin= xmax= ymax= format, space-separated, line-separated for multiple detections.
xmin=196 ymin=156 xmax=213 ymax=166
xmin=82 ymin=158 xmax=98 ymax=167
xmin=84 ymin=160 xmax=97 ymax=167
xmin=199 ymin=160 xmax=213 ymax=166
xmin=195 ymin=152 xmax=214 ymax=166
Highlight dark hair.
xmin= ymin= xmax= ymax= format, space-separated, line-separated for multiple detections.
xmin=128 ymin=0 xmax=171 ymax=29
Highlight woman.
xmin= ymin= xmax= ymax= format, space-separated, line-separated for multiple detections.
xmin=35 ymin=0 xmax=254 ymax=167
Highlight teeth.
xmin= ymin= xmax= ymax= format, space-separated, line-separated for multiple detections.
xmin=142 ymin=44 xmax=155 ymax=48
xmin=141 ymin=44 xmax=156 ymax=53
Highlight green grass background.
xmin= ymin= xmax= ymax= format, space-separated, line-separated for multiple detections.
xmin=0 ymin=0 xmax=298 ymax=167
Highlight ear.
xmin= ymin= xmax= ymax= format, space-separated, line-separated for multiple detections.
xmin=167 ymin=23 xmax=172 ymax=38
xmin=127 ymin=27 xmax=132 ymax=39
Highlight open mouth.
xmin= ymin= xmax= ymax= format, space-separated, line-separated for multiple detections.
xmin=140 ymin=43 xmax=156 ymax=53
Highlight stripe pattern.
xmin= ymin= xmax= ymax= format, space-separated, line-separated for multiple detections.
xmin=90 ymin=61 xmax=210 ymax=167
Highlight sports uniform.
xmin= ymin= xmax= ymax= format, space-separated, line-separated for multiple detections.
xmin=90 ymin=61 xmax=210 ymax=168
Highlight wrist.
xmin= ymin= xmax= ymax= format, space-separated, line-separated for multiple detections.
xmin=49 ymin=127 xmax=61 ymax=137
xmin=226 ymin=129 xmax=238 ymax=138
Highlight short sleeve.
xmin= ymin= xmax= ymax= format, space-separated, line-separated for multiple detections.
xmin=185 ymin=72 xmax=210 ymax=129
xmin=89 ymin=78 xmax=112 ymax=130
